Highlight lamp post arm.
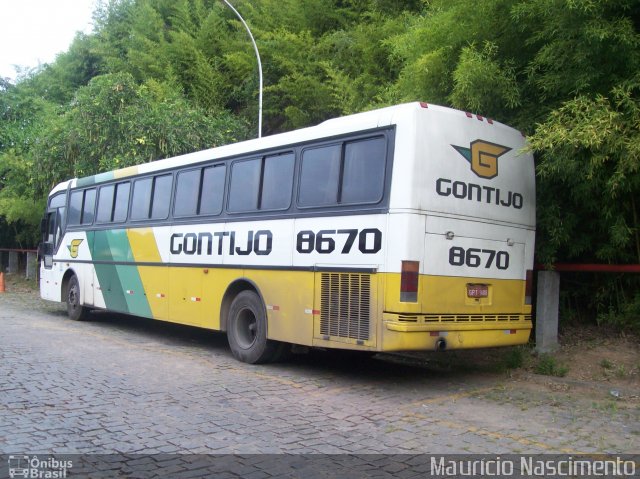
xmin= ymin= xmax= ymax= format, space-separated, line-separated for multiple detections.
xmin=222 ymin=0 xmax=263 ymax=138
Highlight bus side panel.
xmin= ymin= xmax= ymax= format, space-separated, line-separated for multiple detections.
xmin=244 ymin=270 xmax=315 ymax=346
xmin=49 ymin=231 xmax=93 ymax=304
xmin=40 ymin=263 xmax=62 ymax=302
xmin=81 ymin=263 xmax=94 ymax=306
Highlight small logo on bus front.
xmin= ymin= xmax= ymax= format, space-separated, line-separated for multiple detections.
xmin=452 ymin=140 xmax=511 ymax=179
xmin=67 ymin=239 xmax=83 ymax=258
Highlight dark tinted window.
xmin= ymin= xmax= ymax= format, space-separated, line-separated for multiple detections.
xmin=96 ymin=185 xmax=115 ymax=223
xmin=113 ymin=182 xmax=130 ymax=222
xmin=299 ymin=144 xmax=341 ymax=207
xmin=49 ymin=193 xmax=66 ymax=209
xmin=81 ymin=189 xmax=96 ymax=225
xmin=174 ymin=169 xmax=201 ymax=217
xmin=151 ymin=174 xmax=172 ymax=219
xmin=228 ymin=158 xmax=260 ymax=212
xmin=131 ymin=178 xmax=152 ymax=220
xmin=200 ymin=164 xmax=225 ymax=215
xmin=342 ymin=137 xmax=386 ymax=204
xmin=68 ymin=191 xmax=83 ymax=225
xmin=261 ymin=153 xmax=294 ymax=210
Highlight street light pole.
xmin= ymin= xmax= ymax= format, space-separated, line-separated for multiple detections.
xmin=222 ymin=0 xmax=263 ymax=138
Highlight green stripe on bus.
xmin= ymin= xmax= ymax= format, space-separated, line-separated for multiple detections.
xmin=88 ymin=230 xmax=129 ymax=313
xmin=76 ymin=171 xmax=115 ymax=188
xmin=116 ymin=264 xmax=153 ymax=318
xmin=88 ymin=230 xmax=152 ymax=318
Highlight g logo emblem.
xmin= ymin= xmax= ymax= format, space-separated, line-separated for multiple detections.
xmin=68 ymin=239 xmax=83 ymax=258
xmin=452 ymin=140 xmax=511 ymax=179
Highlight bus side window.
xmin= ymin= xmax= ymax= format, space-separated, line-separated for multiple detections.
xmin=97 ymin=182 xmax=130 ymax=223
xmin=96 ymin=185 xmax=115 ymax=223
xmin=132 ymin=175 xmax=172 ymax=220
xmin=81 ymin=188 xmax=96 ymax=225
xmin=55 ymin=207 xmax=65 ymax=248
xmin=298 ymin=144 xmax=341 ymax=207
xmin=341 ymin=137 xmax=386 ymax=204
xmin=151 ymin=174 xmax=172 ymax=219
xmin=200 ymin=164 xmax=225 ymax=215
xmin=261 ymin=153 xmax=294 ymax=210
xmin=130 ymin=178 xmax=153 ymax=220
xmin=113 ymin=182 xmax=130 ymax=222
xmin=228 ymin=158 xmax=261 ymax=212
xmin=174 ymin=169 xmax=201 ymax=217
xmin=68 ymin=190 xmax=83 ymax=225
xmin=68 ymin=188 xmax=96 ymax=225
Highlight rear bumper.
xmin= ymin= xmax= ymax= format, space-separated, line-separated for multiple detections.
xmin=381 ymin=312 xmax=532 ymax=351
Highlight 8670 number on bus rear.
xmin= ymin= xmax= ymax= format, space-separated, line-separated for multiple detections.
xmin=448 ymin=246 xmax=510 ymax=270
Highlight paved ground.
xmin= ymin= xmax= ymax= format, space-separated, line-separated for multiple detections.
xmin=0 ymin=282 xmax=638 ymax=471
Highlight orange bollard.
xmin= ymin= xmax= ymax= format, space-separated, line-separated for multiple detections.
xmin=0 ymin=272 xmax=5 ymax=293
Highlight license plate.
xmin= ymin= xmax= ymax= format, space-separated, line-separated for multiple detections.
xmin=467 ymin=284 xmax=488 ymax=298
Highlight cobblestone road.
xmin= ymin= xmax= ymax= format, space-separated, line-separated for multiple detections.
xmin=1 ymin=288 xmax=637 ymax=462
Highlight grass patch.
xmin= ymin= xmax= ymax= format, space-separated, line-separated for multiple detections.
xmin=533 ymin=354 xmax=569 ymax=377
xmin=3 ymin=272 xmax=38 ymax=292
xmin=600 ymin=358 xmax=614 ymax=370
xmin=503 ymin=347 xmax=526 ymax=370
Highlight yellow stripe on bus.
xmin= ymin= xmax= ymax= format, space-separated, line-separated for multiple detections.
xmin=114 ymin=165 xmax=139 ymax=179
xmin=126 ymin=228 xmax=168 ymax=320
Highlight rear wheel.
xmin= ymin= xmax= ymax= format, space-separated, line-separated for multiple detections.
xmin=227 ymin=290 xmax=281 ymax=364
xmin=67 ymin=275 xmax=90 ymax=321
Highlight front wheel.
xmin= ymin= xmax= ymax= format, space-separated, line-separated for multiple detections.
xmin=227 ymin=290 xmax=282 ymax=364
xmin=67 ymin=275 xmax=90 ymax=321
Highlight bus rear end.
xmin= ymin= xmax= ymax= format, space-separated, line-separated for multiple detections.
xmin=382 ymin=103 xmax=535 ymax=351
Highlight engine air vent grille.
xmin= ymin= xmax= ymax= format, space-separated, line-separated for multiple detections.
xmin=320 ymin=273 xmax=371 ymax=341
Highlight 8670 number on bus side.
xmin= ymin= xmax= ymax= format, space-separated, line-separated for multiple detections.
xmin=449 ymin=246 xmax=510 ymax=270
xmin=296 ymin=229 xmax=382 ymax=254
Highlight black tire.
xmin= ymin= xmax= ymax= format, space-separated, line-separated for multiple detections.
xmin=227 ymin=290 xmax=281 ymax=364
xmin=67 ymin=275 xmax=90 ymax=321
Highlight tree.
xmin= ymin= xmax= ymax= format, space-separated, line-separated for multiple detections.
xmin=31 ymin=72 xmax=249 ymax=194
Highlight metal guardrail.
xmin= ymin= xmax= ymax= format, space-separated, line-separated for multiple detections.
xmin=536 ymin=263 xmax=640 ymax=273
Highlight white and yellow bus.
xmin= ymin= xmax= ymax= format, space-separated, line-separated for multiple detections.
xmin=40 ymin=102 xmax=535 ymax=363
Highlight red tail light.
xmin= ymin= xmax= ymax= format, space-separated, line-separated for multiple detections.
xmin=401 ymin=261 xmax=419 ymax=302
xmin=525 ymin=269 xmax=534 ymax=305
